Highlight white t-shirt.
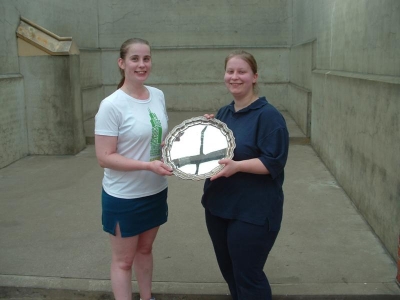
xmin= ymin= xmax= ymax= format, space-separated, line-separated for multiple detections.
xmin=95 ymin=86 xmax=168 ymax=199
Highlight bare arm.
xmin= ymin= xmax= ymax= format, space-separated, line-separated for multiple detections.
xmin=203 ymin=113 xmax=269 ymax=180
xmin=95 ymin=135 xmax=173 ymax=176
xmin=210 ymin=158 xmax=269 ymax=181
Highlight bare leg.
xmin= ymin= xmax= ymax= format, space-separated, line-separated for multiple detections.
xmin=133 ymin=226 xmax=160 ymax=300
xmin=110 ymin=224 xmax=138 ymax=300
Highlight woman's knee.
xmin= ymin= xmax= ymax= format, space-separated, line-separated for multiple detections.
xmin=136 ymin=243 xmax=153 ymax=255
xmin=135 ymin=227 xmax=159 ymax=255
xmin=112 ymin=254 xmax=135 ymax=271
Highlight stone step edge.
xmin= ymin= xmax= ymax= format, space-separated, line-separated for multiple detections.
xmin=86 ymin=136 xmax=310 ymax=146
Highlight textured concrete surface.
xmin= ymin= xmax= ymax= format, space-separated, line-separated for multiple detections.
xmin=19 ymin=54 xmax=85 ymax=155
xmin=290 ymin=1 xmax=400 ymax=261
xmin=0 ymin=112 xmax=398 ymax=299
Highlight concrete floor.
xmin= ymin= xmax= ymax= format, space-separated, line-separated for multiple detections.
xmin=0 ymin=111 xmax=398 ymax=299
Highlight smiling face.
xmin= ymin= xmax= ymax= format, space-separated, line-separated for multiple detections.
xmin=224 ymin=56 xmax=258 ymax=99
xmin=118 ymin=43 xmax=152 ymax=85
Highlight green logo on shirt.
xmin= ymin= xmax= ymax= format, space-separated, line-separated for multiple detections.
xmin=149 ymin=109 xmax=162 ymax=161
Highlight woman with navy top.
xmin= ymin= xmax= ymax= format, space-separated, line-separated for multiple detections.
xmin=95 ymin=38 xmax=172 ymax=300
xmin=202 ymin=50 xmax=289 ymax=300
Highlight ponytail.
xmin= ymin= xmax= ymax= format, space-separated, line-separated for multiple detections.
xmin=117 ymin=77 xmax=125 ymax=90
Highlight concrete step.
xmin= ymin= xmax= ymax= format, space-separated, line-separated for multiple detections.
xmin=1 ymin=287 xmax=400 ymax=300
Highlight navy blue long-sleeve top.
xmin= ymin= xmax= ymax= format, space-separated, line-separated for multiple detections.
xmin=201 ymin=97 xmax=289 ymax=230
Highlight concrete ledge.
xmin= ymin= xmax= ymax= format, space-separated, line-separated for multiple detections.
xmin=101 ymin=45 xmax=290 ymax=51
xmin=81 ymin=84 xmax=103 ymax=91
xmin=313 ymin=69 xmax=400 ymax=85
xmin=0 ymin=74 xmax=23 ymax=80
xmin=1 ymin=275 xmax=399 ymax=297
xmin=289 ymin=137 xmax=310 ymax=145
xmin=83 ymin=110 xmax=309 ymax=146
xmin=16 ymin=17 xmax=79 ymax=56
xmin=1 ymin=284 xmax=400 ymax=300
xmin=84 ymin=137 xmax=309 ymax=146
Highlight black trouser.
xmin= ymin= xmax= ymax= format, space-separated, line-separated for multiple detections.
xmin=205 ymin=209 xmax=279 ymax=300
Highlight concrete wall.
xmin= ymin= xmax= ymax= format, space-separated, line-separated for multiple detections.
xmin=102 ymin=47 xmax=289 ymax=112
xmin=80 ymin=49 xmax=103 ymax=132
xmin=0 ymin=75 xmax=27 ymax=167
xmin=291 ymin=0 xmax=400 ymax=260
xmin=0 ymin=0 xmax=99 ymax=167
xmin=97 ymin=0 xmax=292 ymax=48
xmin=98 ymin=0 xmax=292 ymax=111
xmin=0 ymin=3 xmax=26 ymax=168
xmin=20 ymin=55 xmax=85 ymax=154
xmin=0 ymin=0 xmax=292 ymax=168
xmin=285 ymin=41 xmax=314 ymax=136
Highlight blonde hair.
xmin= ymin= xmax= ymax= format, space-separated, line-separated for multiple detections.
xmin=225 ymin=50 xmax=259 ymax=94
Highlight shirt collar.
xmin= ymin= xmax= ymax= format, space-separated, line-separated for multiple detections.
xmin=228 ymin=96 xmax=268 ymax=113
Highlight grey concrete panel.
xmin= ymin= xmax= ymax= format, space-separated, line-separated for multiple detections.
xmin=101 ymin=46 xmax=289 ymax=112
xmin=292 ymin=0 xmax=314 ymax=45
xmin=0 ymin=76 xmax=28 ymax=169
xmin=291 ymin=0 xmax=400 ymax=261
xmin=0 ymin=2 xmax=20 ymax=74
xmin=82 ymin=86 xmax=104 ymax=121
xmin=102 ymin=48 xmax=289 ymax=86
xmin=20 ymin=55 xmax=85 ymax=155
xmin=313 ymin=0 xmax=400 ymax=76
xmin=69 ymin=54 xmax=87 ymax=152
xmin=311 ymin=73 xmax=400 ymax=260
xmin=98 ymin=0 xmax=292 ymax=48
xmin=153 ymin=83 xmax=230 ymax=112
xmin=290 ymin=42 xmax=313 ymax=90
xmin=15 ymin=0 xmax=99 ymax=49
xmin=101 ymin=50 xmax=120 ymax=86
xmin=80 ymin=50 xmax=102 ymax=88
xmin=152 ymin=83 xmax=287 ymax=112
xmin=103 ymin=85 xmax=117 ymax=100
xmin=259 ymin=83 xmax=288 ymax=111
xmin=149 ymin=49 xmax=231 ymax=85
xmin=287 ymin=84 xmax=311 ymax=137
xmin=151 ymin=48 xmax=289 ymax=85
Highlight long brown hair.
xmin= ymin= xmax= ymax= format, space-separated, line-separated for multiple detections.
xmin=225 ymin=50 xmax=259 ymax=94
xmin=117 ymin=38 xmax=151 ymax=89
